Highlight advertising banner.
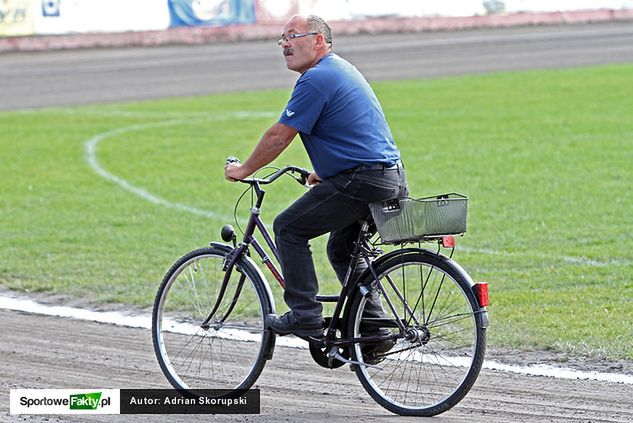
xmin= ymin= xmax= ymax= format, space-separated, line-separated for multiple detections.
xmin=0 ymin=0 xmax=35 ymax=36
xmin=34 ymin=0 xmax=170 ymax=35
xmin=502 ymin=0 xmax=633 ymax=13
xmin=254 ymin=0 xmax=298 ymax=24
xmin=255 ymin=0 xmax=488 ymax=23
xmin=168 ymin=0 xmax=256 ymax=27
xmin=3 ymin=0 xmax=632 ymax=40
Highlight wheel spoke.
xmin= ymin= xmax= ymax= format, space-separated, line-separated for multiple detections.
xmin=153 ymin=249 xmax=271 ymax=393
xmin=349 ymin=252 xmax=485 ymax=417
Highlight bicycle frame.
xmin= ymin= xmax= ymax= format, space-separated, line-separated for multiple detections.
xmin=155 ymin=162 xmax=488 ymax=414
xmin=203 ymin=167 xmax=409 ymax=350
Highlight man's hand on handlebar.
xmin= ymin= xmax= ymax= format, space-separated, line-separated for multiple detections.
xmin=225 ymin=162 xmax=246 ymax=182
xmin=224 ymin=156 xmax=248 ymax=182
xmin=224 ymin=156 xmax=312 ymax=187
xmin=307 ymin=172 xmax=321 ymax=186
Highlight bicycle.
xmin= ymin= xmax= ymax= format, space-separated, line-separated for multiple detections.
xmin=152 ymin=160 xmax=489 ymax=417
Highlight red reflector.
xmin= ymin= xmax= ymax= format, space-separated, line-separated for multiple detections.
xmin=441 ymin=236 xmax=456 ymax=248
xmin=474 ymin=283 xmax=489 ymax=307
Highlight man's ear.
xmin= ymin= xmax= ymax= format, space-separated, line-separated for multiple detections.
xmin=315 ymin=33 xmax=326 ymax=49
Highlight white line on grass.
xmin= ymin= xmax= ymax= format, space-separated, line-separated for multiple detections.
xmin=83 ymin=111 xmax=632 ymax=268
xmin=84 ymin=111 xmax=276 ymax=220
xmin=85 ymin=121 xmax=221 ymax=219
xmin=1 ymin=295 xmax=631 ymax=385
xmin=458 ymin=246 xmax=631 ymax=267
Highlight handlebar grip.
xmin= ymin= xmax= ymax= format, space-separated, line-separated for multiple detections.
xmin=226 ymin=156 xmax=241 ymax=165
xmin=297 ymin=168 xmax=310 ymax=185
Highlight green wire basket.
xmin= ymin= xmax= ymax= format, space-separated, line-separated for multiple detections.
xmin=369 ymin=193 xmax=468 ymax=244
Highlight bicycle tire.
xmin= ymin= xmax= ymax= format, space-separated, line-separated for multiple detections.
xmin=346 ymin=250 xmax=487 ymax=416
xmin=152 ymin=246 xmax=274 ymax=394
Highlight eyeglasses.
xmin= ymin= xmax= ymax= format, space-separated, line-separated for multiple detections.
xmin=277 ymin=32 xmax=318 ymax=46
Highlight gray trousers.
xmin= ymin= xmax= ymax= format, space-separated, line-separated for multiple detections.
xmin=273 ymin=166 xmax=408 ymax=322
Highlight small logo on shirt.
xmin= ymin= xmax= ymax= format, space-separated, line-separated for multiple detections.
xmin=285 ymin=109 xmax=295 ymax=117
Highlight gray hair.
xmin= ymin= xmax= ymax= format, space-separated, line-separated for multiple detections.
xmin=307 ymin=15 xmax=332 ymax=46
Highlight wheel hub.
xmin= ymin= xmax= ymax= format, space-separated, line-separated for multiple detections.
xmin=200 ymin=322 xmax=222 ymax=331
xmin=405 ymin=326 xmax=431 ymax=344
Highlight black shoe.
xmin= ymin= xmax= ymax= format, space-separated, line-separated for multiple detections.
xmin=361 ymin=329 xmax=395 ymax=364
xmin=266 ymin=312 xmax=324 ymax=338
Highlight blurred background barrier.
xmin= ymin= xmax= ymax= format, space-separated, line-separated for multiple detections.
xmin=0 ymin=0 xmax=35 ymax=37
xmin=1 ymin=0 xmax=632 ymax=50
xmin=168 ymin=0 xmax=255 ymax=28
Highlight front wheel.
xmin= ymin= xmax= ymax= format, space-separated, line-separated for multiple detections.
xmin=152 ymin=246 xmax=274 ymax=394
xmin=347 ymin=251 xmax=487 ymax=416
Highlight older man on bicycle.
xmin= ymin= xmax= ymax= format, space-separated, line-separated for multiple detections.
xmin=225 ymin=15 xmax=408 ymax=342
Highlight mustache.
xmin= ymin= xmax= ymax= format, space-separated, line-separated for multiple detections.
xmin=283 ymin=48 xmax=293 ymax=56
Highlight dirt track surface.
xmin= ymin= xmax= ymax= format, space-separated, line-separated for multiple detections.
xmin=1 ymin=22 xmax=633 ymax=110
xmin=2 ymin=22 xmax=633 ymax=422
xmin=1 ymin=310 xmax=632 ymax=423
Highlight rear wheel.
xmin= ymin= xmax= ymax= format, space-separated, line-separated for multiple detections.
xmin=152 ymin=247 xmax=273 ymax=394
xmin=347 ymin=251 xmax=486 ymax=416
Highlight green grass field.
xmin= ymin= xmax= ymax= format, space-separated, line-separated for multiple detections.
xmin=1 ymin=64 xmax=632 ymax=360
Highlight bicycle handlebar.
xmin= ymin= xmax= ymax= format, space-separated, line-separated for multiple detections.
xmin=225 ymin=156 xmax=311 ymax=186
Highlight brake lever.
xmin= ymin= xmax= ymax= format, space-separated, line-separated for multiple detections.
xmin=293 ymin=168 xmax=311 ymax=187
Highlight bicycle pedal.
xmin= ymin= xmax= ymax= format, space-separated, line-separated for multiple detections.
xmin=299 ymin=334 xmax=325 ymax=346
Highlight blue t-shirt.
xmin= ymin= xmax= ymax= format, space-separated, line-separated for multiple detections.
xmin=278 ymin=53 xmax=400 ymax=179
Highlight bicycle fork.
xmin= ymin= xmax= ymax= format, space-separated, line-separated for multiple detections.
xmin=200 ymin=244 xmax=247 ymax=329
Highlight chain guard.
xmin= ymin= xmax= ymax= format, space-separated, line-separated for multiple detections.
xmin=309 ymin=343 xmax=350 ymax=369
xmin=308 ymin=317 xmax=350 ymax=369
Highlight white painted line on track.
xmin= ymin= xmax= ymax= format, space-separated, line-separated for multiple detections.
xmin=482 ymin=360 xmax=633 ymax=385
xmin=0 ymin=294 xmax=151 ymax=329
xmin=2 ymin=294 xmax=631 ymax=385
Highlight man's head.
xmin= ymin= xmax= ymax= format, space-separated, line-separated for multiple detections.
xmin=279 ymin=15 xmax=332 ymax=74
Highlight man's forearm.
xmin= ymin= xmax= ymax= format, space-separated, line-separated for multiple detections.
xmin=239 ymin=123 xmax=297 ymax=177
